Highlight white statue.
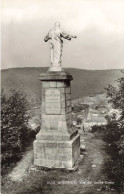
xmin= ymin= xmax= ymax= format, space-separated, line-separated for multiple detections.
xmin=44 ymin=22 xmax=77 ymax=71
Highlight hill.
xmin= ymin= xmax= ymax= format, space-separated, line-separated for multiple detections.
xmin=1 ymin=67 xmax=122 ymax=103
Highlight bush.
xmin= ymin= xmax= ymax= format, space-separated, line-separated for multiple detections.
xmin=1 ymin=89 xmax=31 ymax=171
xmin=28 ymin=126 xmax=40 ymax=138
xmin=104 ymin=158 xmax=124 ymax=192
xmin=91 ymin=73 xmax=124 ymax=192
xmin=91 ymin=124 xmax=105 ymax=134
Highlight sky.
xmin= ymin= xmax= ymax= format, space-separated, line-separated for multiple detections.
xmin=1 ymin=0 xmax=124 ymax=70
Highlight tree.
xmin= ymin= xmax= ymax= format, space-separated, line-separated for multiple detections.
xmin=91 ymin=72 xmax=124 ymax=192
xmin=105 ymin=72 xmax=124 ymax=120
xmin=103 ymin=72 xmax=124 ymax=192
xmin=1 ymin=89 xmax=30 ymax=167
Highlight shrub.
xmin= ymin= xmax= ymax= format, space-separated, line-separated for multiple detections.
xmin=1 ymin=89 xmax=31 ymax=170
xmin=91 ymin=124 xmax=105 ymax=134
xmin=91 ymin=72 xmax=124 ymax=192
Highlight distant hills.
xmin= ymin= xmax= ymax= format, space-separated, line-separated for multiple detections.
xmin=1 ymin=67 xmax=123 ymax=103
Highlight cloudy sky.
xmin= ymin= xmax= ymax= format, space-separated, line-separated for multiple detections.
xmin=1 ymin=0 xmax=124 ymax=69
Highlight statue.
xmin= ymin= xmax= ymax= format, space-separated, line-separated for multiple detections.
xmin=44 ymin=22 xmax=77 ymax=71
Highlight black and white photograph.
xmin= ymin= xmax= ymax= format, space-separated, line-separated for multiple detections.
xmin=1 ymin=0 xmax=124 ymax=193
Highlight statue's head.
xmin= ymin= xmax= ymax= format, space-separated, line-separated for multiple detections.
xmin=54 ymin=22 xmax=60 ymax=28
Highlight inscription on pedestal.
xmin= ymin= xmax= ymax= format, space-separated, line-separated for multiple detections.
xmin=45 ymin=89 xmax=61 ymax=114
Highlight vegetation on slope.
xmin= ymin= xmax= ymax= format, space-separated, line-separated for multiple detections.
xmin=91 ymin=72 xmax=124 ymax=192
xmin=1 ymin=89 xmax=33 ymax=175
xmin=1 ymin=68 xmax=122 ymax=102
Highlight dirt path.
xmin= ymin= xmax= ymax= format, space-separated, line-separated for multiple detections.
xmin=2 ymin=132 xmax=115 ymax=194
xmin=8 ymin=150 xmax=33 ymax=182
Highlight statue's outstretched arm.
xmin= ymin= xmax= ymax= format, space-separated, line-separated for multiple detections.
xmin=71 ymin=35 xmax=77 ymax=38
xmin=61 ymin=30 xmax=77 ymax=40
xmin=44 ymin=32 xmax=51 ymax=42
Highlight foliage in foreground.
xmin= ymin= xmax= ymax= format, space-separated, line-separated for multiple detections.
xmin=91 ymin=73 xmax=124 ymax=192
xmin=1 ymin=89 xmax=32 ymax=173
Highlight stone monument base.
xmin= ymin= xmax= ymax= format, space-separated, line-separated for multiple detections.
xmin=34 ymin=134 xmax=80 ymax=168
xmin=33 ymin=71 xmax=80 ymax=169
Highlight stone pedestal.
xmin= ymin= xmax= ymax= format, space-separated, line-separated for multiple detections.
xmin=33 ymin=71 xmax=80 ymax=169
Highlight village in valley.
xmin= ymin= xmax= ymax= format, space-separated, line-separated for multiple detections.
xmin=71 ymin=93 xmax=120 ymax=132
xmin=29 ymin=93 xmax=120 ymax=134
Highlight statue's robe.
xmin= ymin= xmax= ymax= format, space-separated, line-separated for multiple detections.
xmin=44 ymin=28 xmax=72 ymax=67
